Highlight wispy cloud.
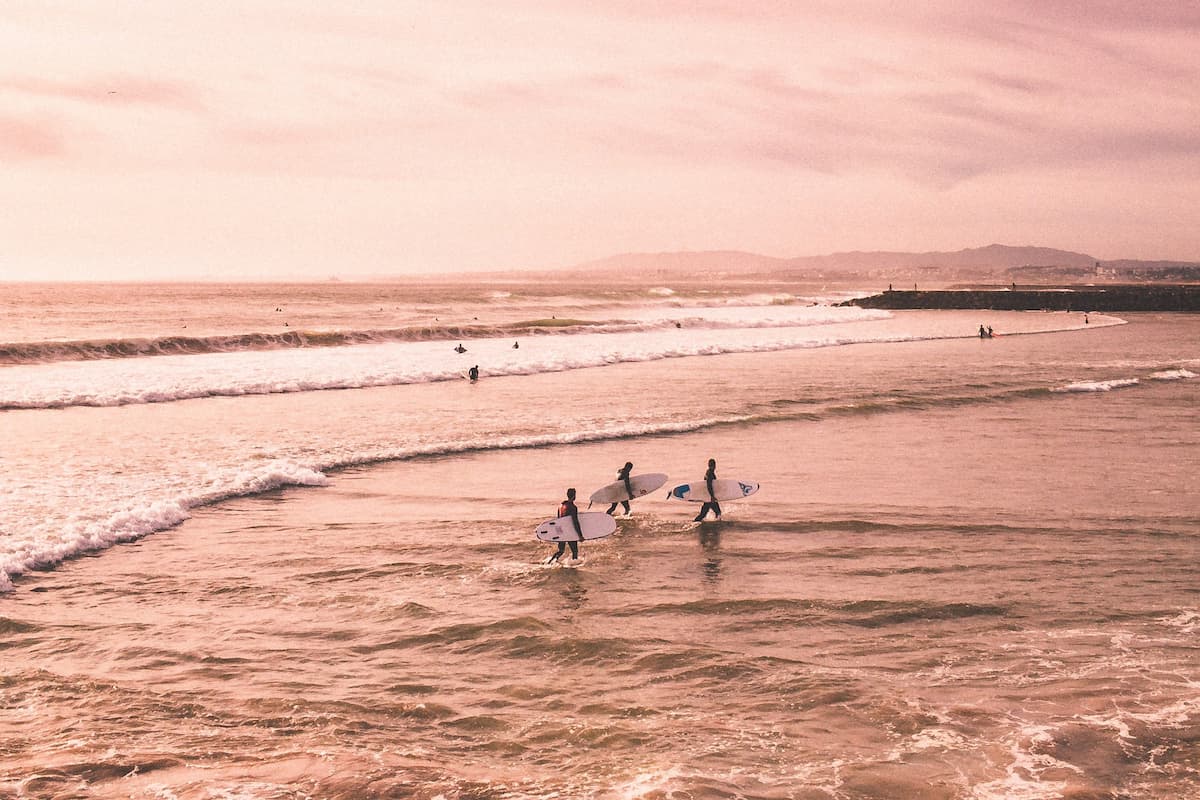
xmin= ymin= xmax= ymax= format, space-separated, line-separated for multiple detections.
xmin=2 ymin=0 xmax=1198 ymax=277
xmin=454 ymin=72 xmax=628 ymax=110
xmin=1 ymin=75 xmax=202 ymax=110
xmin=0 ymin=115 xmax=64 ymax=160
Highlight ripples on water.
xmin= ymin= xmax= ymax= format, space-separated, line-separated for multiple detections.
xmin=1 ymin=284 xmax=1197 ymax=798
xmin=7 ymin=485 xmax=1199 ymax=798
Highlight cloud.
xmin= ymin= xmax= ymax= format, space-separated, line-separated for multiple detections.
xmin=582 ymin=41 xmax=1200 ymax=190
xmin=990 ymin=1 xmax=1200 ymax=31
xmin=452 ymin=72 xmax=629 ymax=110
xmin=0 ymin=115 xmax=64 ymax=160
xmin=2 ymin=0 xmax=1197 ymax=276
xmin=1 ymin=75 xmax=202 ymax=110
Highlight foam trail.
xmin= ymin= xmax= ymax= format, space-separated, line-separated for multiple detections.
xmin=0 ymin=315 xmax=979 ymax=411
xmin=0 ymin=461 xmax=328 ymax=592
xmin=1 ymin=409 xmax=763 ymax=592
xmin=1149 ymin=369 xmax=1196 ymax=381
xmin=1053 ymin=378 xmax=1140 ymax=393
xmin=0 ymin=305 xmax=889 ymax=365
xmin=19 ymin=351 xmax=1160 ymax=592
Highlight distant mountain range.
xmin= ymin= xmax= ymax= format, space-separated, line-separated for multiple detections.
xmin=567 ymin=244 xmax=1199 ymax=282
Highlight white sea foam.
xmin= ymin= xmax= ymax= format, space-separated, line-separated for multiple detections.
xmin=969 ymin=725 xmax=1078 ymax=800
xmin=0 ymin=302 xmax=1171 ymax=594
xmin=1120 ymin=693 xmax=1200 ymax=729
xmin=0 ymin=308 xmax=898 ymax=410
xmin=1161 ymin=609 xmax=1200 ymax=633
xmin=1053 ymin=378 xmax=1140 ymax=393
xmin=1149 ymin=369 xmax=1197 ymax=380
xmin=614 ymin=766 xmax=684 ymax=799
xmin=902 ymin=727 xmax=971 ymax=752
xmin=0 ymin=460 xmax=328 ymax=592
xmin=0 ymin=411 xmax=753 ymax=592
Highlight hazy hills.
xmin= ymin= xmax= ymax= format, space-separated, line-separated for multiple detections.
xmin=568 ymin=244 xmax=1199 ymax=283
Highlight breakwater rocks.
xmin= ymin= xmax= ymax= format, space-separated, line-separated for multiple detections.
xmin=845 ymin=284 xmax=1200 ymax=312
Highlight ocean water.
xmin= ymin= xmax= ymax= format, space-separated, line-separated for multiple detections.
xmin=1 ymin=279 xmax=1197 ymax=799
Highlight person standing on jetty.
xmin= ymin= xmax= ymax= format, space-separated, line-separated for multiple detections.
xmin=695 ymin=458 xmax=722 ymax=521
xmin=546 ymin=488 xmax=583 ymax=564
xmin=606 ymin=462 xmax=634 ymax=516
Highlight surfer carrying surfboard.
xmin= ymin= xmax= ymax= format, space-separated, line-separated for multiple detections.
xmin=546 ymin=488 xmax=584 ymax=564
xmin=606 ymin=462 xmax=634 ymax=516
xmin=695 ymin=458 xmax=722 ymax=521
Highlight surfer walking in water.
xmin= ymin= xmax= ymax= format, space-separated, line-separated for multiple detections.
xmin=547 ymin=488 xmax=583 ymax=564
xmin=606 ymin=462 xmax=634 ymax=516
xmin=695 ymin=458 xmax=722 ymax=521
xmin=467 ymin=365 xmax=479 ymax=381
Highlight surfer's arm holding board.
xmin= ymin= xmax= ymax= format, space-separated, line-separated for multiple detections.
xmin=568 ymin=503 xmax=582 ymax=538
xmin=559 ymin=491 xmax=583 ymax=539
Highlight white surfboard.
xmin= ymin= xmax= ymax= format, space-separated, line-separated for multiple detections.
xmin=588 ymin=473 xmax=669 ymax=506
xmin=535 ymin=511 xmax=618 ymax=542
xmin=668 ymin=479 xmax=760 ymax=503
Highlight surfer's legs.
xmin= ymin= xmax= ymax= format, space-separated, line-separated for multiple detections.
xmin=546 ymin=542 xmax=567 ymax=563
xmin=568 ymin=541 xmax=579 ymax=559
xmin=605 ymin=501 xmax=631 ymax=516
xmin=695 ymin=501 xmax=722 ymax=521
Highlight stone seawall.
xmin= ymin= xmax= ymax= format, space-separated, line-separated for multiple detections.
xmin=845 ymin=285 xmax=1200 ymax=312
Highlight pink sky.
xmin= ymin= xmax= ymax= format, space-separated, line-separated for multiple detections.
xmin=2 ymin=1 xmax=1198 ymax=279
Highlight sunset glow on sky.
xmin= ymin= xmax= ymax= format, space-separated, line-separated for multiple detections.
xmin=2 ymin=1 xmax=1198 ymax=279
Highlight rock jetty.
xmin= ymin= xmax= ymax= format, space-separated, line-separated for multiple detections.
xmin=845 ymin=284 xmax=1199 ymax=312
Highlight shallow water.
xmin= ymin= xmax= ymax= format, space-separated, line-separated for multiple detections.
xmin=1 ymin=282 xmax=1198 ymax=799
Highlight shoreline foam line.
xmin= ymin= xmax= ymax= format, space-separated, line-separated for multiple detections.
xmin=0 ymin=411 xmax=757 ymax=592
xmin=0 ymin=306 xmax=892 ymax=365
xmin=0 ymin=460 xmax=329 ymax=593
xmin=0 ymin=319 xmax=1127 ymax=411
xmin=4 ymin=362 xmax=1190 ymax=591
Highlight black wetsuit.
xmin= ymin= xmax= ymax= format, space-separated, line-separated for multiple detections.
xmin=606 ymin=464 xmax=633 ymax=515
xmin=696 ymin=465 xmax=721 ymax=521
xmin=550 ymin=498 xmax=582 ymax=561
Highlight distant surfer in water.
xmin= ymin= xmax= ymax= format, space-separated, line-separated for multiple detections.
xmin=512 ymin=341 xmax=519 ymax=349
xmin=468 ymin=365 xmax=479 ymax=381
xmin=547 ymin=488 xmax=583 ymax=564
xmin=695 ymin=458 xmax=721 ymax=521
xmin=454 ymin=343 xmax=467 ymax=353
xmin=606 ymin=462 xmax=634 ymax=516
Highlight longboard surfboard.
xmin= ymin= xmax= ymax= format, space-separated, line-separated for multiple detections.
xmin=588 ymin=473 xmax=668 ymax=506
xmin=668 ymin=479 xmax=760 ymax=503
xmin=535 ymin=511 xmax=618 ymax=542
